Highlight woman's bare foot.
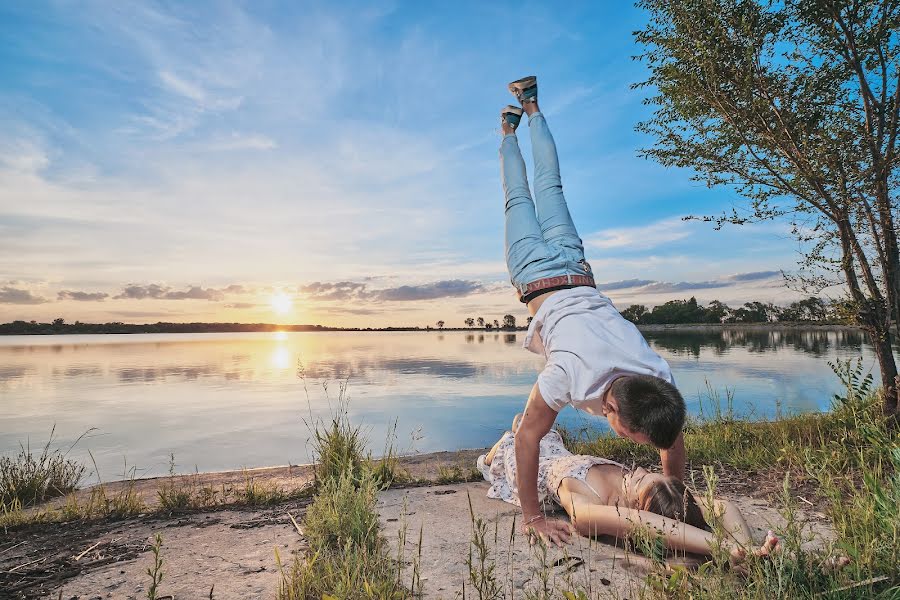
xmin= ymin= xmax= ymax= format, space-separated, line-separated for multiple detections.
xmin=729 ymin=530 xmax=780 ymax=575
xmin=753 ymin=530 xmax=781 ymax=558
xmin=822 ymin=554 xmax=851 ymax=572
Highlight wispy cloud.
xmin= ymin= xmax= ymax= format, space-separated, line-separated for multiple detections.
xmin=373 ymin=280 xmax=484 ymax=302
xmin=204 ymin=133 xmax=277 ymax=152
xmin=58 ymin=290 xmax=109 ymax=302
xmin=595 ymin=271 xmax=784 ymax=295
xmin=299 ymin=279 xmax=486 ymax=303
xmin=596 ymin=279 xmax=655 ymax=291
xmin=114 ymin=284 xmax=227 ymax=301
xmin=585 ymin=218 xmax=692 ymax=251
xmin=158 ymin=70 xmax=207 ymax=103
xmin=223 ymin=302 xmax=257 ymax=309
xmin=0 ymin=286 xmax=48 ymax=304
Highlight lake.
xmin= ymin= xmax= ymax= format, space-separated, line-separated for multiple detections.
xmin=0 ymin=328 xmax=876 ymax=481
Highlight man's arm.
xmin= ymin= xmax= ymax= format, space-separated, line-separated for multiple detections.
xmin=659 ymin=431 xmax=686 ymax=480
xmin=515 ymin=382 xmax=571 ymax=546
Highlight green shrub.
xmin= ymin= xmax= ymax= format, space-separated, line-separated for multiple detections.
xmin=0 ymin=428 xmax=85 ymax=507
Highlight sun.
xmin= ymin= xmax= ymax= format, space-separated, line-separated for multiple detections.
xmin=270 ymin=292 xmax=293 ymax=314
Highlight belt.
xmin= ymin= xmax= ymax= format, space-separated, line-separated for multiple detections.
xmin=519 ymin=274 xmax=595 ymax=303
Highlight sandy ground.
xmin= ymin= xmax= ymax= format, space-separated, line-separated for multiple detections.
xmin=1 ymin=452 xmax=834 ymax=600
xmin=378 ymin=482 xmax=833 ymax=598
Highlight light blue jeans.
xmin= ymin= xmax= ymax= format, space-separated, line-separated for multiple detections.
xmin=500 ymin=112 xmax=591 ymax=295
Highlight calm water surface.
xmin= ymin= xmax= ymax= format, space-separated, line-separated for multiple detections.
xmin=0 ymin=329 xmax=876 ymax=481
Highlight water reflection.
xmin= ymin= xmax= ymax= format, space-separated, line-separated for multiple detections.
xmin=644 ymin=328 xmax=868 ymax=358
xmin=0 ymin=328 xmax=882 ymax=480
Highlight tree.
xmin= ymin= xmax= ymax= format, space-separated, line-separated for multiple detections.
xmin=729 ymin=301 xmax=778 ymax=323
xmin=706 ymin=300 xmax=731 ymax=324
xmin=52 ymin=318 xmax=65 ymax=327
xmin=502 ymin=314 xmax=516 ymax=329
xmin=621 ymin=304 xmax=648 ymax=324
xmin=485 ymin=322 xmax=493 ymax=331
xmin=464 ymin=318 xmax=475 ymax=328
xmin=526 ymin=316 xmax=534 ymax=327
xmin=477 ymin=317 xmax=485 ymax=328
xmin=636 ymin=0 xmax=900 ymax=415
xmin=780 ymin=297 xmax=829 ymax=322
xmin=493 ymin=319 xmax=500 ymax=330
xmin=436 ymin=320 xmax=445 ymax=330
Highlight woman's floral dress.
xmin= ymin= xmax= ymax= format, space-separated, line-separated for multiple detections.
xmin=476 ymin=429 xmax=625 ymax=507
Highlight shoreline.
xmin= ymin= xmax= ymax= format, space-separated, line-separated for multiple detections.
xmin=0 ymin=322 xmax=862 ymax=336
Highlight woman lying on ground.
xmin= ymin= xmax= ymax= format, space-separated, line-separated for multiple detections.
xmin=477 ymin=414 xmax=778 ymax=565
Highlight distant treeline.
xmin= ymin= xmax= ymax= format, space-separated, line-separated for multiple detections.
xmin=1 ymin=297 xmax=843 ymax=335
xmin=0 ymin=319 xmax=422 ymax=336
xmin=620 ymin=297 xmax=842 ymax=325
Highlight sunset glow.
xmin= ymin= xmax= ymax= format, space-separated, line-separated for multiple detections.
xmin=0 ymin=3 xmax=808 ymax=330
xmin=270 ymin=293 xmax=293 ymax=315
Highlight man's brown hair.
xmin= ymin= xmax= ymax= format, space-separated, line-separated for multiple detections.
xmin=610 ymin=375 xmax=685 ymax=449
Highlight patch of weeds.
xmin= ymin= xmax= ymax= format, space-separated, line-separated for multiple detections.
xmin=240 ymin=472 xmax=286 ymax=506
xmin=157 ymin=454 xmax=198 ymax=512
xmin=308 ymin=380 xmax=368 ymax=486
xmin=436 ymin=463 xmax=482 ymax=485
xmin=0 ymin=426 xmax=87 ymax=507
xmin=277 ymin=468 xmax=411 ymax=599
xmin=465 ymin=492 xmax=503 ymax=599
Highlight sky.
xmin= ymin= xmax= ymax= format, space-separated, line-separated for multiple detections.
xmin=0 ymin=1 xmax=811 ymax=329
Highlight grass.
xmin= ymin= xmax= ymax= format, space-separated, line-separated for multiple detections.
xmin=277 ymin=387 xmax=421 ymax=599
xmin=0 ymin=426 xmax=86 ymax=508
xmin=436 ymin=463 xmax=483 ymax=485
xmin=630 ymin=360 xmax=900 ymax=599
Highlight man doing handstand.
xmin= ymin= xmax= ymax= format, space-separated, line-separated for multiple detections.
xmin=499 ymin=76 xmax=687 ymax=547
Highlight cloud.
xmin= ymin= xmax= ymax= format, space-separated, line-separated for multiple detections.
xmin=371 ymin=280 xmax=484 ymax=302
xmin=595 ymin=271 xmax=784 ymax=294
xmin=224 ymin=302 xmax=256 ymax=309
xmin=724 ymin=271 xmax=781 ymax=282
xmin=58 ymin=290 xmax=109 ymax=302
xmin=639 ymin=281 xmax=731 ymax=293
xmin=300 ymin=281 xmax=369 ymax=302
xmin=158 ymin=70 xmax=207 ymax=103
xmin=596 ymin=279 xmax=655 ymax=292
xmin=0 ymin=286 xmax=49 ymax=304
xmin=163 ymin=286 xmax=225 ymax=300
xmin=585 ymin=218 xmax=691 ymax=251
xmin=205 ymin=133 xmax=277 ymax=152
xmin=108 ymin=310 xmax=176 ymax=318
xmin=299 ymin=279 xmax=485 ymax=303
xmin=223 ymin=285 xmax=251 ymax=294
xmin=113 ymin=284 xmax=225 ymax=300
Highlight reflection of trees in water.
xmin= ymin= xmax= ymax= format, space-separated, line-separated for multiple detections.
xmin=0 ymin=366 xmax=32 ymax=383
xmin=118 ymin=365 xmax=220 ymax=382
xmin=645 ymin=328 xmax=867 ymax=358
xmin=504 ymin=334 xmax=517 ymax=345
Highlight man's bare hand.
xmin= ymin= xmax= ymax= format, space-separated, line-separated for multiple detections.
xmin=525 ymin=517 xmax=572 ymax=547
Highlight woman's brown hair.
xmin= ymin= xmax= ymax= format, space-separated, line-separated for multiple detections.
xmin=638 ymin=477 xmax=710 ymax=531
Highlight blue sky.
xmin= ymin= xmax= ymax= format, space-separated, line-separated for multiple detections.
xmin=0 ymin=1 xmax=805 ymax=327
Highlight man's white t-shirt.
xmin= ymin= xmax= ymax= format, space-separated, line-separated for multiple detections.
xmin=523 ymin=286 xmax=675 ymax=413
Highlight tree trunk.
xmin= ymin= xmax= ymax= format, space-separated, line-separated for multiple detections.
xmin=868 ymin=322 xmax=900 ymax=416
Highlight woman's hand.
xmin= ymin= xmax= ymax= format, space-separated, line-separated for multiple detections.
xmin=524 ymin=516 xmax=572 ymax=547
